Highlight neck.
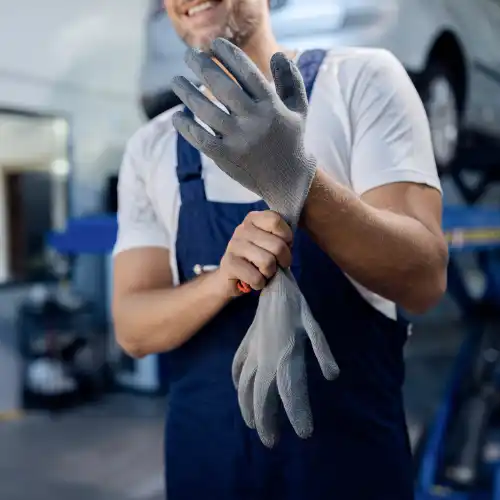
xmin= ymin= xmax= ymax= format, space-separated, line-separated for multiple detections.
xmin=239 ymin=25 xmax=294 ymax=80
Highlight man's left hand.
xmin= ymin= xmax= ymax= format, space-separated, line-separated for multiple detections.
xmin=171 ymin=37 xmax=316 ymax=229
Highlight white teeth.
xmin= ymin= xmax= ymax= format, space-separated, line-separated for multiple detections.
xmin=187 ymin=1 xmax=214 ymax=16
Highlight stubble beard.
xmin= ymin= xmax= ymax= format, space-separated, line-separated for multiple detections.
xmin=183 ymin=5 xmax=260 ymax=51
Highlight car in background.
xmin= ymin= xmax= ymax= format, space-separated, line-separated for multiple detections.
xmin=141 ymin=0 xmax=500 ymax=174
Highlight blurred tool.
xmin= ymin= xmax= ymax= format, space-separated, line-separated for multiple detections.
xmin=444 ymin=328 xmax=500 ymax=488
xmin=18 ymin=251 xmax=108 ymax=411
xmin=47 ymin=215 xmax=161 ymax=393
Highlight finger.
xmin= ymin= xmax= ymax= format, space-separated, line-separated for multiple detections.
xmin=236 ymin=222 xmax=292 ymax=269
xmin=211 ymin=38 xmax=273 ymax=102
xmin=232 ymin=330 xmax=252 ymax=388
xmin=172 ymin=111 xmax=222 ymax=157
xmin=270 ymin=52 xmax=308 ymax=115
xmin=246 ymin=211 xmax=293 ymax=246
xmin=229 ymin=239 xmax=277 ymax=280
xmin=301 ymin=297 xmax=340 ymax=381
xmin=184 ymin=48 xmax=254 ymax=114
xmin=254 ymin=367 xmax=280 ymax=448
xmin=226 ymin=253 xmax=267 ymax=291
xmin=276 ymin=338 xmax=314 ymax=439
xmin=237 ymin=355 xmax=257 ymax=429
xmin=171 ymin=76 xmax=236 ymax=136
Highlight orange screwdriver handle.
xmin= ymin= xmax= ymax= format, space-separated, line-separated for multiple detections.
xmin=237 ymin=280 xmax=252 ymax=294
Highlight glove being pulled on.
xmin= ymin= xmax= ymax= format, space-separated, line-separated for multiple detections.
xmin=172 ymin=38 xmax=339 ymax=447
xmin=171 ymin=37 xmax=315 ymax=230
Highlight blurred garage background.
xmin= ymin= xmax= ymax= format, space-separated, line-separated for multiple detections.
xmin=1 ymin=0 xmax=500 ymax=499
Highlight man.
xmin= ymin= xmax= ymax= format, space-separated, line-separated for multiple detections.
xmin=112 ymin=0 xmax=448 ymax=498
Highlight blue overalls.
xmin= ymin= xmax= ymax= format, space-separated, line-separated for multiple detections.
xmin=164 ymin=50 xmax=415 ymax=500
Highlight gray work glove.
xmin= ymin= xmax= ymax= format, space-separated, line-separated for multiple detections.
xmin=232 ymin=268 xmax=339 ymax=447
xmin=171 ymin=37 xmax=313 ymax=230
xmin=171 ymin=38 xmax=339 ymax=447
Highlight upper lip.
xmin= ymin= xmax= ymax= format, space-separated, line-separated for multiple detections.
xmin=182 ymin=0 xmax=217 ymax=15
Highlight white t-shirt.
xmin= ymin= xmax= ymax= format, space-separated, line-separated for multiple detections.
xmin=113 ymin=47 xmax=442 ymax=320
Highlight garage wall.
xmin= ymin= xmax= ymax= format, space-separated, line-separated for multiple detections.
xmin=0 ymin=0 xmax=149 ymax=216
xmin=0 ymin=0 xmax=152 ymax=302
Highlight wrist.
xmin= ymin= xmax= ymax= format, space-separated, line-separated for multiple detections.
xmin=206 ymin=268 xmax=238 ymax=301
xmin=264 ymin=157 xmax=316 ymax=231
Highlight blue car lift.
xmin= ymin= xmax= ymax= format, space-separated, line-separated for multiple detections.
xmin=47 ymin=165 xmax=500 ymax=498
xmin=415 ymin=156 xmax=500 ymax=499
xmin=415 ymin=207 xmax=500 ymax=500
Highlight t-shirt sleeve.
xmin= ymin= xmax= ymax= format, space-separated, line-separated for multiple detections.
xmin=113 ymin=134 xmax=170 ymax=256
xmin=349 ymin=50 xmax=442 ymax=196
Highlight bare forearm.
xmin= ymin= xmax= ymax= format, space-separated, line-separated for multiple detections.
xmin=301 ymin=169 xmax=448 ymax=313
xmin=113 ymin=270 xmax=232 ymax=357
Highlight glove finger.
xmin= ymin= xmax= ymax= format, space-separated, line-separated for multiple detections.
xmin=238 ymin=355 xmax=258 ymax=429
xmin=232 ymin=330 xmax=253 ymax=389
xmin=234 ymin=304 xmax=268 ymax=387
xmin=254 ymin=367 xmax=280 ymax=448
xmin=301 ymin=296 xmax=340 ymax=381
xmin=172 ymin=111 xmax=223 ymax=158
xmin=184 ymin=47 xmax=254 ymax=114
xmin=270 ymin=52 xmax=308 ymax=115
xmin=277 ymin=338 xmax=313 ymax=440
xmin=171 ymin=76 xmax=236 ymax=136
xmin=211 ymin=37 xmax=273 ymax=102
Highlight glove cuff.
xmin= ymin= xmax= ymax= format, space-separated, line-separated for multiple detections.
xmin=264 ymin=153 xmax=317 ymax=232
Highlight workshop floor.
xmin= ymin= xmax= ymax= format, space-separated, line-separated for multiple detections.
xmin=0 ymin=320 xmax=464 ymax=500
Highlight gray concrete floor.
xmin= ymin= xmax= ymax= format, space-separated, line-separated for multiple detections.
xmin=0 ymin=394 xmax=165 ymax=500
xmin=0 ymin=318 xmax=465 ymax=500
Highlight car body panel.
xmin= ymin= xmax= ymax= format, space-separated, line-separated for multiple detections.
xmin=141 ymin=0 xmax=500 ymax=142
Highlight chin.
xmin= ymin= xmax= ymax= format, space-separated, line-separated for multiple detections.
xmin=186 ymin=24 xmax=236 ymax=50
xmin=188 ymin=31 xmax=223 ymax=50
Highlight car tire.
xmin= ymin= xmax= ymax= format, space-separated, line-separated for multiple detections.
xmin=418 ymin=61 xmax=463 ymax=174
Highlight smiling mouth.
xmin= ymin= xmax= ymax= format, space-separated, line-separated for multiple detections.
xmin=185 ymin=0 xmax=221 ymax=17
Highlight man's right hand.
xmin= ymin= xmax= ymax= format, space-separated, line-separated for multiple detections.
xmin=113 ymin=210 xmax=292 ymax=357
xmin=214 ymin=210 xmax=293 ymax=298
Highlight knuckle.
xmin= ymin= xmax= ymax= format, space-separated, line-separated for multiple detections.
xmin=268 ymin=211 xmax=282 ymax=229
xmin=269 ymin=210 xmax=281 ymax=222
xmin=275 ymin=240 xmax=288 ymax=257
xmin=264 ymin=254 xmax=276 ymax=270
xmin=251 ymin=274 xmax=267 ymax=291
xmin=228 ymin=228 xmax=248 ymax=250
xmin=232 ymin=225 xmax=246 ymax=241
xmin=262 ymin=256 xmax=277 ymax=276
xmin=245 ymin=211 xmax=260 ymax=224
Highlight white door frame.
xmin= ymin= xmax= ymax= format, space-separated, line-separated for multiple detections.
xmin=0 ymin=111 xmax=70 ymax=283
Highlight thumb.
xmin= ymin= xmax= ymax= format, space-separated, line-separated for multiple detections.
xmin=270 ymin=52 xmax=308 ymax=115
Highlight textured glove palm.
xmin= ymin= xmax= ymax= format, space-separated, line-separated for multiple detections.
xmin=172 ymin=38 xmax=339 ymax=447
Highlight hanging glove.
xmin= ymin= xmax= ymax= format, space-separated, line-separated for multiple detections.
xmin=171 ymin=38 xmax=339 ymax=447
xmin=232 ymin=268 xmax=339 ymax=447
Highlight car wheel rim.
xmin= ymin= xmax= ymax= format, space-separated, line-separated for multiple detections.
xmin=426 ymin=76 xmax=459 ymax=168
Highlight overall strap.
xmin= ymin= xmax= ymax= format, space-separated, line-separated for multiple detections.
xmin=176 ymin=109 xmax=207 ymax=202
xmin=296 ymin=49 xmax=327 ymax=100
